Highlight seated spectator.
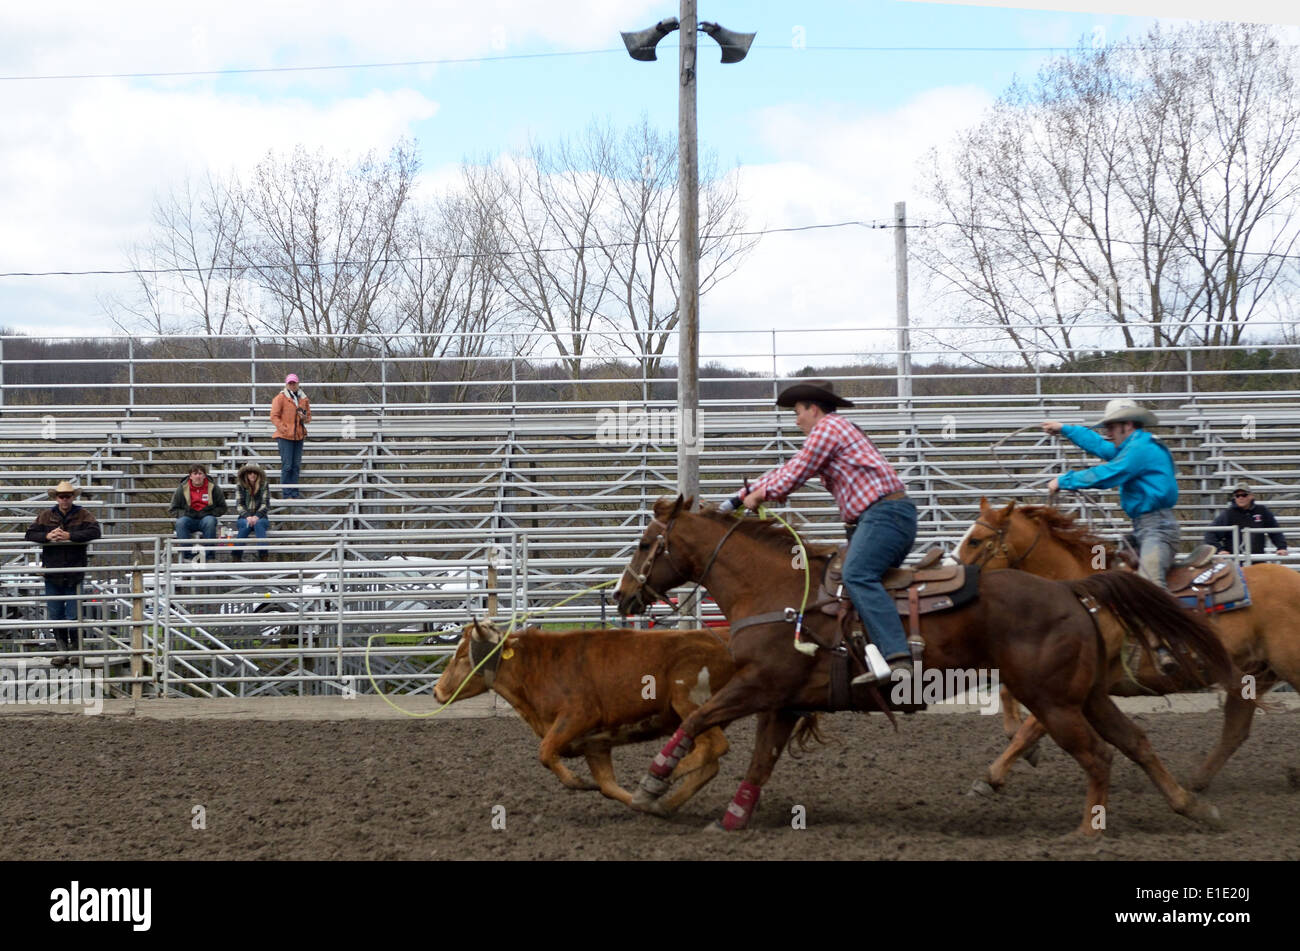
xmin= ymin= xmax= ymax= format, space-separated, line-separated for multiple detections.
xmin=233 ymin=462 xmax=271 ymax=562
xmin=25 ymin=480 xmax=101 ymax=666
xmin=1204 ymin=483 xmax=1289 ymax=558
xmin=169 ymin=463 xmax=228 ymax=560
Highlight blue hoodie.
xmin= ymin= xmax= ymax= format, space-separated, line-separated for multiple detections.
xmin=1056 ymin=425 xmax=1178 ymax=518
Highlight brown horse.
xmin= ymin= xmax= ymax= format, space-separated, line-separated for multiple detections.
xmin=957 ymin=498 xmax=1298 ymax=792
xmin=616 ymin=495 xmax=1233 ymax=836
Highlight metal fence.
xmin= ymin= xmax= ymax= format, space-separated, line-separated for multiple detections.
xmin=3 ymin=327 xmax=1298 ymax=698
xmin=3 ymin=322 xmax=1300 ymax=411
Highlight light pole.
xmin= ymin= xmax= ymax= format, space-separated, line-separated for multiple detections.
xmin=622 ymin=2 xmax=754 ymax=508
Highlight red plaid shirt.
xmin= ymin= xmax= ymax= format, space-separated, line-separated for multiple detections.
xmin=749 ymin=413 xmax=905 ymax=522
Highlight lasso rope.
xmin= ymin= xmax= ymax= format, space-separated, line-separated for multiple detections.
xmin=995 ymin=423 xmax=1124 ymax=538
xmin=362 ymin=578 xmax=618 ymax=718
xmin=755 ymin=504 xmax=816 ymax=656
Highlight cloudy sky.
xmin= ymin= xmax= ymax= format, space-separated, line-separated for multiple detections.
xmin=0 ymin=0 xmax=1293 ymax=370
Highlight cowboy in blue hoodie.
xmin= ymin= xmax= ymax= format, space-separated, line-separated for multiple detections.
xmin=1043 ymin=399 xmax=1180 ymax=673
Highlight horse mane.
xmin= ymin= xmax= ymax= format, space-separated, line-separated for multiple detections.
xmin=1016 ymin=504 xmax=1110 ymax=559
xmin=694 ymin=503 xmax=840 ymax=561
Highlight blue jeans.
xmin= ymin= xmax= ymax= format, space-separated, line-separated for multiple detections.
xmin=841 ymin=498 xmax=917 ymax=660
xmin=277 ymin=438 xmax=304 ymax=497
xmin=176 ymin=514 xmax=218 ymax=557
xmin=236 ymin=515 xmax=269 ymax=551
xmin=44 ymin=577 xmax=81 ymax=651
xmin=1127 ymin=509 xmax=1180 ymax=589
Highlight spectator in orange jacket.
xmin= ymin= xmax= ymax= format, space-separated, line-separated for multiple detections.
xmin=270 ymin=373 xmax=311 ymax=499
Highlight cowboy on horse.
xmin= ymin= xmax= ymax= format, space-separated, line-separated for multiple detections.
xmin=1043 ymin=398 xmax=1181 ymax=673
xmin=729 ymin=379 xmax=916 ymax=688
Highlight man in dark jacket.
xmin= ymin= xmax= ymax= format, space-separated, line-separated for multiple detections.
xmin=1204 ymin=483 xmax=1290 ymax=558
xmin=25 ymin=480 xmax=102 ymax=666
xmin=168 ymin=463 xmax=228 ymax=560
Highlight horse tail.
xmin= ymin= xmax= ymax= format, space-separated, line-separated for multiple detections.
xmin=786 ymin=713 xmax=829 ymax=756
xmin=1066 ymin=571 xmax=1235 ymax=691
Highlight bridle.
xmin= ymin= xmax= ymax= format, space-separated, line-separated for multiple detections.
xmin=626 ymin=512 xmax=744 ymax=613
xmin=627 ymin=515 xmax=680 ymax=607
xmin=966 ymin=516 xmax=1042 ymax=570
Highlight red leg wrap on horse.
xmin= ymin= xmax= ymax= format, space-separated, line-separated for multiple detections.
xmin=649 ymin=728 xmax=694 ymax=779
xmin=721 ymin=781 xmax=761 ymax=831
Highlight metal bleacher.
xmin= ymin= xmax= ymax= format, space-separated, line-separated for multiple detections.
xmin=3 ymin=328 xmax=1298 ymax=699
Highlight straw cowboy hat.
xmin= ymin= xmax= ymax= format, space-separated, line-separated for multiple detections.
xmin=1094 ymin=398 xmax=1158 ymax=428
xmin=47 ymin=480 xmax=82 ymax=500
xmin=776 ymin=379 xmax=854 ymax=409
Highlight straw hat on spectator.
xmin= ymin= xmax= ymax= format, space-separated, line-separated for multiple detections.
xmin=47 ymin=480 xmax=82 ymax=500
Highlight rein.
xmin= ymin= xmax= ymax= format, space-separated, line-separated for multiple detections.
xmin=630 ymin=511 xmax=745 ymax=624
xmin=969 ymin=517 xmax=1043 ymax=570
xmin=628 ymin=505 xmax=820 ymax=654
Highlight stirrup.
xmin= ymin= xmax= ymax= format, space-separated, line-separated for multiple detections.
xmin=851 ymin=643 xmax=893 ymax=685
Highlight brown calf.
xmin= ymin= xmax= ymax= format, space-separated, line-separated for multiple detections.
xmin=433 ymin=620 xmax=734 ymax=816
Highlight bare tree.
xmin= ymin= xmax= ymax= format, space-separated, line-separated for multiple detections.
xmin=483 ymin=129 xmax=618 ymax=381
xmin=241 ymin=141 xmax=419 ymax=392
xmin=387 ymin=174 xmax=516 ymax=403
xmin=598 ymin=117 xmax=755 ymax=377
xmin=474 ymin=119 xmax=755 ymax=381
xmin=107 ymin=172 xmax=252 ymax=357
xmin=915 ymin=22 xmax=1300 ymax=380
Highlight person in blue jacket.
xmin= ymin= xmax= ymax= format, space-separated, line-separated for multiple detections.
xmin=1043 ymin=398 xmax=1180 ymax=673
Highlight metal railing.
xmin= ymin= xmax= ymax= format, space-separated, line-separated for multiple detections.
xmin=4 ymin=327 xmax=1299 ymax=700
xmin=4 ymin=323 xmax=1300 ymax=412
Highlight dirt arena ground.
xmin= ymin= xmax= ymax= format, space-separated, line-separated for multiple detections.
xmin=2 ymin=704 xmax=1296 ymax=861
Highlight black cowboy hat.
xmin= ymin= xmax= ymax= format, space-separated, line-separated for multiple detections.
xmin=776 ymin=379 xmax=854 ymax=409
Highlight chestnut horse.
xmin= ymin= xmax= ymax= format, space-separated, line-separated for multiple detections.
xmin=616 ymin=496 xmax=1233 ymax=836
xmin=957 ymin=498 xmax=1297 ymax=792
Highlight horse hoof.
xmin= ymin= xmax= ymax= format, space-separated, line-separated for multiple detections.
xmin=642 ymin=799 xmax=674 ymax=819
xmin=1024 ymin=745 xmax=1041 ymax=768
xmin=629 ymin=789 xmax=662 ymax=813
xmin=967 ymin=779 xmax=997 ymax=798
xmin=1186 ymin=798 xmax=1225 ymax=831
xmin=1057 ymin=826 xmax=1101 ymax=843
xmin=704 ymin=819 xmax=729 ymax=833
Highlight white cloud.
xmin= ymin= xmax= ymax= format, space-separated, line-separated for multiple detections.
xmin=1 ymin=84 xmax=436 ymax=265
xmin=0 ymin=1 xmax=664 ymax=77
xmin=0 ymin=75 xmax=439 ymax=337
xmin=0 ymin=6 xmax=995 ymax=355
xmin=702 ymin=85 xmax=995 ymax=371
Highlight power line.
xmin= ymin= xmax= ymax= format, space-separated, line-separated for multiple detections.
xmin=2 ymin=216 xmax=1297 ymax=281
xmin=0 ymin=221 xmax=889 ymax=278
xmin=920 ymin=218 xmax=1300 ymax=263
xmin=0 ymin=48 xmax=620 ymax=83
xmin=0 ymin=42 xmax=1247 ymax=84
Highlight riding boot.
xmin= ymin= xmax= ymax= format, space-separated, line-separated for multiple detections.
xmin=258 ymin=550 xmax=269 ymax=562
xmin=851 ymin=642 xmax=895 ymax=685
